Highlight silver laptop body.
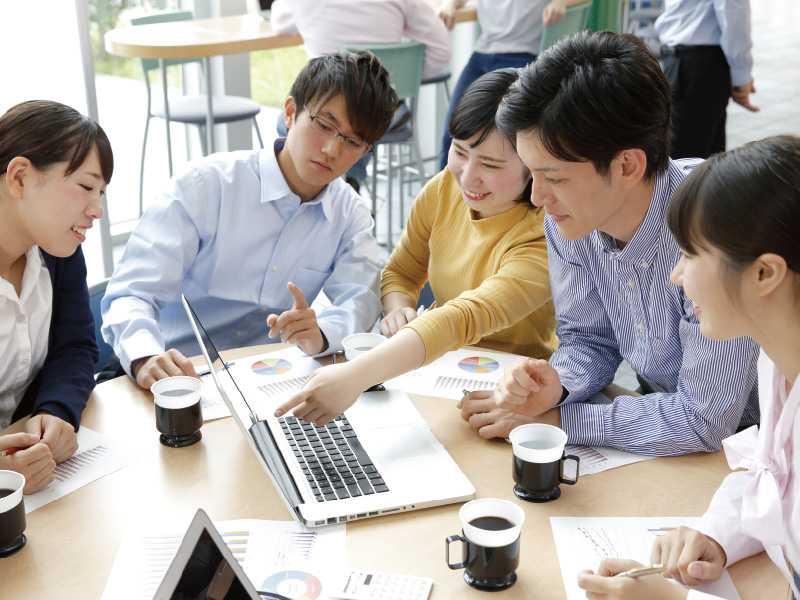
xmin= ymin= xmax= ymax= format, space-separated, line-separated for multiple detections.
xmin=182 ymin=295 xmax=475 ymax=527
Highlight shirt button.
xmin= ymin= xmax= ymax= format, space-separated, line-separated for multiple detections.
xmin=627 ymin=280 xmax=635 ymax=288
xmin=637 ymin=323 xmax=645 ymax=331
xmin=272 ymin=265 xmax=278 ymax=271
xmin=641 ymin=261 xmax=649 ymax=268
xmin=0 ymin=421 xmax=7 ymax=429
xmin=17 ymin=314 xmax=25 ymax=323
xmin=21 ymin=358 xmax=29 ymax=366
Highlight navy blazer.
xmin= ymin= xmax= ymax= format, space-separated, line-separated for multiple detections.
xmin=12 ymin=247 xmax=98 ymax=429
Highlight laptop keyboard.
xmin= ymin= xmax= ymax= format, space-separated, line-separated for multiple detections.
xmin=278 ymin=414 xmax=389 ymax=502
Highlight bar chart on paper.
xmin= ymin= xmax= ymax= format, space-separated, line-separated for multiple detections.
xmin=24 ymin=427 xmax=141 ymax=513
xmin=550 ymin=517 xmax=741 ymax=600
xmin=562 ymin=444 xmax=652 ymax=478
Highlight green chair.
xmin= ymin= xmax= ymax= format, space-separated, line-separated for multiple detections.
xmin=132 ymin=10 xmax=264 ymax=217
xmin=539 ymin=1 xmax=594 ymax=53
xmin=347 ymin=42 xmax=426 ymax=247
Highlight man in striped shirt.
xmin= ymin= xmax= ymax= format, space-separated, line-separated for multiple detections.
xmin=459 ymin=31 xmax=759 ymax=456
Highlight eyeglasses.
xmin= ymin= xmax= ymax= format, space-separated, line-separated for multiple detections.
xmin=302 ymin=106 xmax=372 ymax=156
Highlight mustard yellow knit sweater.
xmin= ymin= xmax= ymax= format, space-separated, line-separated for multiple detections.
xmin=381 ymin=169 xmax=558 ymax=366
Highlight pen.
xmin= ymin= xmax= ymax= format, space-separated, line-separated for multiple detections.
xmin=614 ymin=564 xmax=665 ymax=578
xmin=0 ymin=448 xmax=20 ymax=457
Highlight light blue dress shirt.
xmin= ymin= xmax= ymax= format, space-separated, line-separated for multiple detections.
xmin=102 ymin=140 xmax=381 ymax=376
xmin=656 ymin=0 xmax=753 ymax=86
xmin=549 ymin=159 xmax=760 ymax=456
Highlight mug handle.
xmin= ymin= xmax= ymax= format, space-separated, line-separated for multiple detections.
xmin=559 ymin=454 xmax=580 ymax=485
xmin=445 ymin=535 xmax=468 ymax=569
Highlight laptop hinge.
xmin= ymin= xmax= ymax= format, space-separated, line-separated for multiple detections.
xmin=249 ymin=420 xmax=305 ymax=509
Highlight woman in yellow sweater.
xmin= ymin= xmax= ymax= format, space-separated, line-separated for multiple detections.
xmin=275 ymin=68 xmax=557 ymax=425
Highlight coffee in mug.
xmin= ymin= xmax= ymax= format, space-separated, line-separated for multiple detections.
xmin=152 ymin=375 xmax=204 ymax=448
xmin=445 ymin=498 xmax=525 ymax=591
xmin=509 ymin=423 xmax=579 ymax=502
xmin=0 ymin=470 xmax=27 ymax=558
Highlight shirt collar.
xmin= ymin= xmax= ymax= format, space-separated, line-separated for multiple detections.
xmin=259 ymin=138 xmax=335 ymax=223
xmin=597 ymin=164 xmax=674 ymax=264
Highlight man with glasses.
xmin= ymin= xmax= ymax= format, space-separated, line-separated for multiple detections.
xmin=101 ymin=50 xmax=398 ymax=390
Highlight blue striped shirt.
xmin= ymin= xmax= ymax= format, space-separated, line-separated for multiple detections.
xmin=550 ymin=159 xmax=760 ymax=456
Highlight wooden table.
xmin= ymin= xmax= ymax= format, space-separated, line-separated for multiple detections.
xmin=0 ymin=345 xmax=785 ymax=598
xmin=103 ymin=4 xmax=477 ymax=157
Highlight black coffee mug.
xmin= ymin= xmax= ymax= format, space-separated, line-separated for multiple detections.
xmin=509 ymin=424 xmax=580 ymax=503
xmin=512 ymin=453 xmax=579 ymax=502
xmin=0 ymin=470 xmax=27 ymax=558
xmin=152 ymin=376 xmax=204 ymax=448
xmin=445 ymin=498 xmax=525 ymax=591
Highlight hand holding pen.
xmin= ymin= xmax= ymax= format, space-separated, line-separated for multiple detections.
xmin=577 ymin=559 xmax=689 ymax=600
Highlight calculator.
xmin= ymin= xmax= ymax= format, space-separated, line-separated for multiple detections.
xmin=328 ymin=569 xmax=433 ymax=600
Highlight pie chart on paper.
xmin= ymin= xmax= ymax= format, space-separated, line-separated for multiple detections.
xmin=261 ymin=570 xmax=323 ymax=600
xmin=251 ymin=357 xmax=293 ymax=376
xmin=458 ymin=356 xmax=500 ymax=374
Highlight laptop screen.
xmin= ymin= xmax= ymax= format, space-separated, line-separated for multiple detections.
xmin=181 ymin=295 xmax=306 ymax=518
xmin=154 ymin=509 xmax=261 ymax=600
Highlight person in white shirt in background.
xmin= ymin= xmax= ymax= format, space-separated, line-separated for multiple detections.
xmin=102 ymin=50 xmax=397 ymax=390
xmin=436 ymin=0 xmax=588 ymax=172
xmin=656 ymin=0 xmax=758 ymax=160
xmin=577 ymin=135 xmax=800 ymax=600
xmin=270 ymin=0 xmax=451 ymax=191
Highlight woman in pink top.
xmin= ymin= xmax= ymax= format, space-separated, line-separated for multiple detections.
xmin=577 ymin=135 xmax=800 ymax=599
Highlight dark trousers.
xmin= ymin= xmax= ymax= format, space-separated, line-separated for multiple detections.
xmin=438 ymin=51 xmax=537 ymax=171
xmin=661 ymin=45 xmax=731 ymax=160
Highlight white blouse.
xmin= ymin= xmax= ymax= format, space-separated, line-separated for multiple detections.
xmin=688 ymin=350 xmax=800 ymax=599
xmin=0 ymin=246 xmax=53 ymax=431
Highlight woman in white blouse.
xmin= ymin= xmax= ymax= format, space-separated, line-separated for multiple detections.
xmin=0 ymin=100 xmax=112 ymax=493
xmin=578 ymin=135 xmax=800 ymax=599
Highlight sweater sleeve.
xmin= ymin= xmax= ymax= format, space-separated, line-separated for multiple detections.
xmin=408 ymin=210 xmax=551 ymax=365
xmin=380 ymin=173 xmax=440 ymax=304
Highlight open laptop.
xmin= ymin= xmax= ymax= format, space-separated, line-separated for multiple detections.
xmin=154 ymin=509 xmax=266 ymax=600
xmin=182 ymin=295 xmax=475 ymax=527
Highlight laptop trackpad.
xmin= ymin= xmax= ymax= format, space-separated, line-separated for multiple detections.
xmin=369 ymin=424 xmax=437 ymax=461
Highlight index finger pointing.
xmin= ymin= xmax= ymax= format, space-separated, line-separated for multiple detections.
xmin=288 ymin=282 xmax=309 ymax=310
xmin=274 ymin=389 xmax=309 ymax=418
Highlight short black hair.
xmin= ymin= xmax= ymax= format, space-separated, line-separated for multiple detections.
xmin=0 ymin=100 xmax=113 ymax=182
xmin=667 ymin=135 xmax=800 ymax=275
xmin=496 ymin=31 xmax=671 ymax=180
xmin=449 ymin=67 xmax=520 ymax=147
xmin=289 ymin=49 xmax=398 ymax=146
xmin=448 ymin=67 xmax=532 ymax=206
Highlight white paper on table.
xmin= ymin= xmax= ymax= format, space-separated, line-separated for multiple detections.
xmin=563 ymin=444 xmax=653 ymax=478
xmin=220 ymin=346 xmax=322 ymax=415
xmin=384 ymin=348 xmax=520 ymax=400
xmin=198 ymin=374 xmax=231 ymax=420
xmin=101 ymin=518 xmax=346 ymax=600
xmin=550 ymin=516 xmax=741 ymax=600
xmin=23 ymin=427 xmax=142 ymax=513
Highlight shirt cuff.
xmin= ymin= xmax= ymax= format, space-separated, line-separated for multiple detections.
xmin=695 ymin=514 xmax=762 ymax=567
xmin=730 ymin=66 xmax=752 ymax=88
xmin=310 ymin=321 xmax=340 ymax=358
xmin=120 ymin=331 xmax=167 ymax=379
xmin=559 ymin=401 xmax=606 ymax=446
